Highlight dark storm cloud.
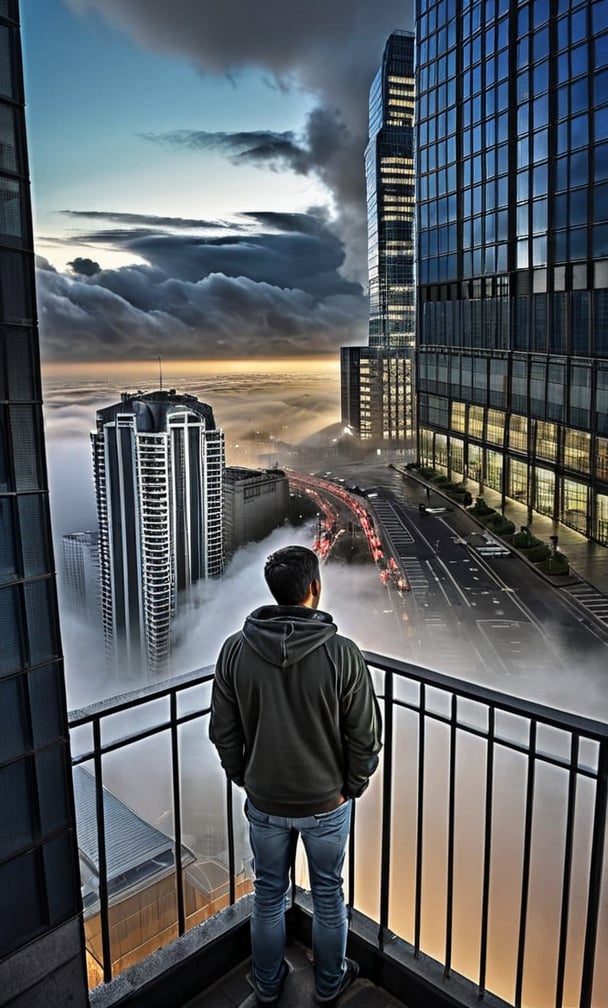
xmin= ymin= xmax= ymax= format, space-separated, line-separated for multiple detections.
xmin=71 ymin=217 xmax=361 ymax=298
xmin=36 ymin=259 xmax=367 ymax=363
xmin=43 ymin=1 xmax=414 ymax=358
xmin=61 ymin=209 xmax=227 ymax=229
xmin=141 ymin=108 xmax=359 ymax=258
xmin=36 ymin=210 xmax=367 ymax=362
xmin=68 ymin=257 xmax=101 ymax=276
xmin=243 ymin=211 xmax=332 ymax=235
xmin=65 ymin=0 xmax=411 ymax=102
xmin=141 ymin=128 xmax=312 ymax=174
xmin=65 ymin=0 xmax=414 ymax=278
xmin=142 ymin=105 xmax=355 ymax=211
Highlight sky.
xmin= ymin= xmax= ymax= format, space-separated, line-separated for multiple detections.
xmin=20 ymin=0 xmax=414 ymax=364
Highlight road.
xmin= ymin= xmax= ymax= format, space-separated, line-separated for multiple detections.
xmin=293 ymin=461 xmax=608 ymax=721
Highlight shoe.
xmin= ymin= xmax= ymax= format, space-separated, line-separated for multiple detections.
xmin=246 ymin=959 xmax=291 ymax=1005
xmin=315 ymin=958 xmax=360 ymax=1003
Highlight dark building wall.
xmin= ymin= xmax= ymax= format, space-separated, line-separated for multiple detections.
xmin=416 ymin=0 xmax=608 ymax=543
xmin=0 ymin=3 xmax=88 ymax=1004
xmin=340 ymin=346 xmax=362 ymax=431
xmin=223 ymin=468 xmax=289 ymax=558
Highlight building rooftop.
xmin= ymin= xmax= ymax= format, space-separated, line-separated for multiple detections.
xmin=73 ymin=766 xmax=194 ymax=909
xmin=95 ymin=390 xmax=217 ymax=432
xmin=224 ymin=466 xmax=286 ymax=483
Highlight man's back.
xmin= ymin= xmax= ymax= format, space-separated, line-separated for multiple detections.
xmin=209 ymin=545 xmax=381 ymax=1005
xmin=210 ymin=603 xmax=382 ymax=816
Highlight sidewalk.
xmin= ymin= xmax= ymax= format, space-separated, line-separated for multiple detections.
xmin=469 ymin=481 xmax=608 ymax=597
xmin=396 ymin=467 xmax=608 ymax=597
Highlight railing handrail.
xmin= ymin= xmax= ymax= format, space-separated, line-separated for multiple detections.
xmin=68 ymin=665 xmax=215 ymax=728
xmin=69 ymin=654 xmax=608 ymax=742
xmin=362 ymin=650 xmax=608 ymax=741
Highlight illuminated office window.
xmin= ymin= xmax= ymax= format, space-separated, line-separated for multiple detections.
xmin=596 ymin=436 xmax=608 ymax=480
xmin=486 ymin=408 xmax=505 ymax=445
xmin=595 ymin=493 xmax=608 ymax=544
xmin=536 ymin=468 xmax=556 ymax=516
xmin=451 ymin=401 xmax=466 ymax=432
xmin=561 ymin=478 xmax=588 ymax=533
xmin=509 ymin=414 xmax=528 ymax=452
xmin=536 ymin=420 xmax=558 ymax=461
xmin=563 ymin=428 xmax=590 ymax=472
xmin=468 ymin=405 xmax=484 ymax=439
xmin=485 ymin=449 xmax=503 ymax=491
xmin=450 ymin=436 xmax=465 ymax=477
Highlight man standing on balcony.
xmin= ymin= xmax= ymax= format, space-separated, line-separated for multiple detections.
xmin=210 ymin=545 xmax=382 ymax=1006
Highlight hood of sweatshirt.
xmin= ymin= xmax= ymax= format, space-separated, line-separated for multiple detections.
xmin=242 ymin=605 xmax=338 ymax=668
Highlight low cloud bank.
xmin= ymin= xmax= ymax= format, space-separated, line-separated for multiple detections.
xmin=36 ymin=210 xmax=368 ymax=361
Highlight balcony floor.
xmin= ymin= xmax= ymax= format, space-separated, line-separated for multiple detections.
xmin=183 ymin=942 xmax=406 ymax=1008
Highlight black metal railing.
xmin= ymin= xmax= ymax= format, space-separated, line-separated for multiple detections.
xmin=360 ymin=652 xmax=608 ymax=1008
xmin=68 ymin=654 xmax=608 ymax=1008
xmin=69 ymin=667 xmax=217 ymax=985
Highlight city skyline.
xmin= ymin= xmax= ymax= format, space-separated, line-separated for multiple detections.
xmin=3 ymin=5 xmax=608 ymax=1006
xmin=21 ymin=0 xmax=414 ymax=365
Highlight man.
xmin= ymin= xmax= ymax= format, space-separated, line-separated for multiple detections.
xmin=209 ymin=545 xmax=382 ymax=1005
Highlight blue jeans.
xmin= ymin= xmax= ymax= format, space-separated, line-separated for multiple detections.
xmin=245 ymin=798 xmax=352 ymax=999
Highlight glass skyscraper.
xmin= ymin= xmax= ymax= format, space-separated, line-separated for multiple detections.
xmin=0 ymin=2 xmax=88 ymax=1003
xmin=416 ymin=0 xmax=608 ymax=543
xmin=341 ymin=30 xmax=416 ymax=444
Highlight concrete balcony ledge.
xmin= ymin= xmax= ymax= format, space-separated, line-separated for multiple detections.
xmin=89 ymin=896 xmax=254 ymax=1008
xmin=86 ymin=892 xmax=512 ymax=1008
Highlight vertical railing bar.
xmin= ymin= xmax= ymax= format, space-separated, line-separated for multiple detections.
xmin=514 ymin=720 xmax=537 ymax=1008
xmin=555 ymin=734 xmax=579 ymax=1008
xmin=478 ymin=706 xmax=495 ymax=999
xmin=93 ymin=717 xmax=113 ymax=984
xmin=378 ymin=669 xmax=394 ymax=947
xmin=444 ymin=693 xmax=457 ymax=978
xmin=347 ymin=800 xmax=356 ymax=920
xmin=414 ymin=682 xmax=426 ymax=957
xmin=226 ymin=778 xmax=236 ymax=905
xmin=170 ymin=691 xmax=186 ymax=936
xmin=579 ymin=740 xmax=608 ymax=1008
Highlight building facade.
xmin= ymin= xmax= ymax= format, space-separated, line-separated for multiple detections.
xmin=416 ymin=0 xmax=608 ymax=544
xmin=222 ymin=466 xmax=289 ymax=559
xmin=341 ymin=31 xmax=416 ymax=444
xmin=92 ymin=390 xmax=224 ymax=677
xmin=62 ymin=531 xmax=101 ymax=621
xmin=0 ymin=2 xmax=88 ymax=1004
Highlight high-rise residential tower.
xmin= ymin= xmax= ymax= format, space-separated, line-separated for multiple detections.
xmin=92 ymin=390 xmax=225 ymax=676
xmin=62 ymin=531 xmax=101 ymax=621
xmin=0 ymin=3 xmax=88 ymax=1004
xmin=416 ymin=0 xmax=608 ymax=544
xmin=341 ymin=30 xmax=416 ymax=444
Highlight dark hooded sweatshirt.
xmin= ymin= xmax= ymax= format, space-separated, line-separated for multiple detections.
xmin=209 ymin=605 xmax=382 ymax=816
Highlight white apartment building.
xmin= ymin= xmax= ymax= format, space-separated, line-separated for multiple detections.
xmin=91 ymin=390 xmax=224 ymax=677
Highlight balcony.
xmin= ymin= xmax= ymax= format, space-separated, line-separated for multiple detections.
xmin=68 ymin=653 xmax=608 ymax=1008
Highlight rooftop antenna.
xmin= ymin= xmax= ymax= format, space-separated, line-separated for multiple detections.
xmin=156 ymin=354 xmax=163 ymax=391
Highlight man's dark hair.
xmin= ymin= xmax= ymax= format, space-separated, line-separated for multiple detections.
xmin=264 ymin=545 xmax=320 ymax=605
